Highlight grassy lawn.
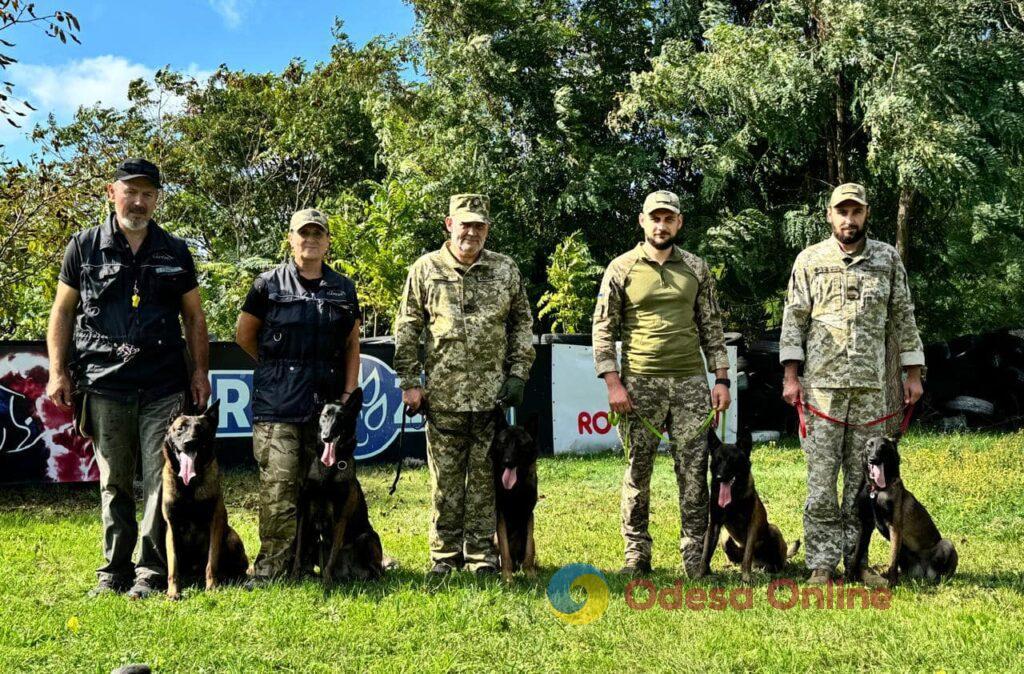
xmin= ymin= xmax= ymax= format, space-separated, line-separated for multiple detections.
xmin=2 ymin=431 xmax=1023 ymax=673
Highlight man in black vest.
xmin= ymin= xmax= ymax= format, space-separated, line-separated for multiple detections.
xmin=235 ymin=208 xmax=362 ymax=586
xmin=46 ymin=158 xmax=211 ymax=599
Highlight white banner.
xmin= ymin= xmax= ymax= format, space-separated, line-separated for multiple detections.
xmin=551 ymin=344 xmax=738 ymax=454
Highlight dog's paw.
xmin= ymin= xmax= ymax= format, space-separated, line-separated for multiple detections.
xmin=740 ymin=572 xmax=755 ymax=585
xmin=166 ymin=590 xmax=181 ymax=601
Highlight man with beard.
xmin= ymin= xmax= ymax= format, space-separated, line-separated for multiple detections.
xmin=46 ymin=158 xmax=211 ymax=599
xmin=780 ymin=183 xmax=925 ymax=587
xmin=592 ymin=190 xmax=730 ymax=578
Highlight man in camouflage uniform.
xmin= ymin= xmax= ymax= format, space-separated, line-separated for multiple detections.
xmin=394 ymin=194 xmax=535 ymax=577
xmin=593 ymin=190 xmax=731 ymax=578
xmin=780 ymin=183 xmax=925 ymax=586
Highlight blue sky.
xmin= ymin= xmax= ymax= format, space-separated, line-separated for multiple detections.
xmin=1 ymin=0 xmax=416 ymax=160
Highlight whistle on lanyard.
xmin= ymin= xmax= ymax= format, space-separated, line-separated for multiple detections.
xmin=131 ymin=282 xmax=141 ymax=309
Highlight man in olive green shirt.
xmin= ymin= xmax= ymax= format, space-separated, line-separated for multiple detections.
xmin=592 ymin=190 xmax=731 ymax=577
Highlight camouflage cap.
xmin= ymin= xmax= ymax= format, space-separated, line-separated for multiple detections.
xmin=448 ymin=193 xmax=491 ymax=224
xmin=642 ymin=190 xmax=681 ymax=215
xmin=289 ymin=208 xmax=329 ymax=233
xmin=829 ymin=183 xmax=868 ymax=207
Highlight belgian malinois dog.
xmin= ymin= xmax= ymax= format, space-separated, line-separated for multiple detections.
xmin=491 ymin=414 xmax=539 ymax=580
xmin=848 ymin=436 xmax=958 ymax=586
xmin=699 ymin=433 xmax=800 ymax=583
xmin=293 ymin=388 xmax=385 ymax=587
xmin=161 ymin=400 xmax=249 ymax=599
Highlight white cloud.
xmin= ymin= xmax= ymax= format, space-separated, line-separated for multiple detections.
xmin=0 ymin=56 xmax=212 ymax=155
xmin=209 ymin=0 xmax=248 ymax=29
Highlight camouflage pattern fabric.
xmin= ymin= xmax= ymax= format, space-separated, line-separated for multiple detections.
xmin=593 ymin=244 xmax=729 ymax=379
xmin=619 ymin=374 xmax=711 ymax=577
xmin=251 ymin=421 xmax=318 ymax=579
xmin=393 ymin=244 xmax=535 ymax=412
xmin=800 ymin=386 xmax=885 ymax=572
xmin=424 ymin=411 xmax=498 ymax=571
xmin=779 ymin=237 xmax=925 ymax=389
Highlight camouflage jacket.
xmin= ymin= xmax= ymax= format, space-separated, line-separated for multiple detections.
xmin=592 ymin=244 xmax=730 ymax=378
xmin=393 ymin=244 xmax=535 ymax=412
xmin=780 ymin=237 xmax=925 ymax=389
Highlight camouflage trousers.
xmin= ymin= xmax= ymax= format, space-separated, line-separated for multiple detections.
xmin=425 ymin=410 xmax=498 ymax=571
xmin=619 ymin=374 xmax=711 ymax=576
xmin=800 ymin=386 xmax=885 ymax=572
xmin=251 ymin=421 xmax=318 ymax=579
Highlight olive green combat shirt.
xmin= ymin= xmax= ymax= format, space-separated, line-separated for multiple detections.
xmin=592 ymin=243 xmax=729 ymax=378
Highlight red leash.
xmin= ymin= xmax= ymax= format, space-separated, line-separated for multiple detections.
xmin=797 ymin=401 xmax=915 ymax=438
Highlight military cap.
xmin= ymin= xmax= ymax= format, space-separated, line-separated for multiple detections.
xmin=289 ymin=208 xmax=329 ymax=233
xmin=829 ymin=183 xmax=868 ymax=207
xmin=114 ymin=158 xmax=162 ymax=189
xmin=642 ymin=190 xmax=681 ymax=215
xmin=448 ymin=194 xmax=491 ymax=224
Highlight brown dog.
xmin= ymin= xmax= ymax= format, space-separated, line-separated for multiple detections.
xmin=848 ymin=436 xmax=958 ymax=586
xmin=700 ymin=433 xmax=799 ymax=582
xmin=161 ymin=400 xmax=249 ymax=599
xmin=491 ymin=416 xmax=539 ymax=581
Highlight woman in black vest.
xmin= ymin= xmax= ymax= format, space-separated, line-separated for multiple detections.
xmin=235 ymin=208 xmax=361 ymax=585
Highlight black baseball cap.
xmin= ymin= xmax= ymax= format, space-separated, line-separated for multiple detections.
xmin=114 ymin=158 xmax=162 ymax=189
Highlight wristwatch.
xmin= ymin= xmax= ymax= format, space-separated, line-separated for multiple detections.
xmin=715 ymin=378 xmax=731 ymax=388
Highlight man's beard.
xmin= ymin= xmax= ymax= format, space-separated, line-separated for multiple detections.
xmin=646 ymin=234 xmax=676 ymax=251
xmin=117 ymin=212 xmax=149 ymax=231
xmin=834 ymin=225 xmax=866 ymax=245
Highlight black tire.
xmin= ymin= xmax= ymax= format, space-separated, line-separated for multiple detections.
xmin=945 ymin=396 xmax=995 ymax=417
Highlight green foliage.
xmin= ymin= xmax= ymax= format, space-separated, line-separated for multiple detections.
xmin=537 ymin=231 xmax=603 ymax=334
xmin=3 ymin=3 xmax=1024 ymax=341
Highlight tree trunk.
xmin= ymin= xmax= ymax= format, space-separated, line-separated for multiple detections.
xmin=885 ymin=184 xmax=915 ymax=434
xmin=895 ymin=184 xmax=914 ymax=263
xmin=834 ymin=71 xmax=848 ymax=184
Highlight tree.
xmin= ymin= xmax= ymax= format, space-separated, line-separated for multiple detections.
xmin=0 ymin=1 xmax=79 ymax=145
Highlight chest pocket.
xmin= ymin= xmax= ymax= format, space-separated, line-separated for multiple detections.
xmin=81 ymin=263 xmax=124 ymax=307
xmin=427 ymin=276 xmax=463 ymax=340
xmin=321 ymin=298 xmax=357 ymax=350
xmin=147 ymin=265 xmax=190 ymax=306
xmin=810 ymin=267 xmax=845 ymax=318
xmin=466 ymin=278 xmax=511 ymax=318
xmin=858 ymin=268 xmax=891 ymax=310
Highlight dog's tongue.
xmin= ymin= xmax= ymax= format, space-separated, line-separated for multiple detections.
xmin=869 ymin=463 xmax=886 ymax=489
xmin=321 ymin=441 xmax=336 ymax=467
xmin=178 ymin=453 xmax=196 ymax=486
xmin=718 ymin=481 xmax=733 ymax=508
xmin=502 ymin=467 xmax=518 ymax=490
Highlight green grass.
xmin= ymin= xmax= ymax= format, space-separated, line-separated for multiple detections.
xmin=2 ymin=431 xmax=1024 ymax=673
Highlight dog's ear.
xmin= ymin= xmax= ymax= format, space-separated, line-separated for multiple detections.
xmin=203 ymin=399 xmax=220 ymax=427
xmin=737 ymin=430 xmax=753 ymax=457
xmin=706 ymin=429 xmax=723 ymax=454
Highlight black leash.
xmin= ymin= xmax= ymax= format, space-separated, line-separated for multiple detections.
xmin=389 ymin=404 xmax=413 ymax=495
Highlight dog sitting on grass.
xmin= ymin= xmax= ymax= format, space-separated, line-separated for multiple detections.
xmin=847 ymin=436 xmax=958 ymax=587
xmin=491 ymin=413 xmax=539 ymax=581
xmin=699 ymin=432 xmax=800 ymax=583
xmin=293 ymin=388 xmax=385 ymax=586
xmin=161 ymin=400 xmax=249 ymax=600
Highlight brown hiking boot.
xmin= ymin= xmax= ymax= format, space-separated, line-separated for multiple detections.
xmin=807 ymin=568 xmax=832 ymax=585
xmin=859 ymin=567 xmax=890 ymax=588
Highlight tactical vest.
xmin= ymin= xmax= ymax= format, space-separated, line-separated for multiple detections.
xmin=71 ymin=216 xmax=192 ymax=400
xmin=251 ymin=261 xmax=359 ymax=422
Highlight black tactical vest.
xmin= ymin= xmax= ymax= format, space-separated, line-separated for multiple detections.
xmin=71 ymin=215 xmax=194 ymax=401
xmin=251 ymin=261 xmax=359 ymax=422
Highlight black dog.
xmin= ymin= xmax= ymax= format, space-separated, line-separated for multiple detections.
xmin=848 ymin=436 xmax=958 ymax=586
xmin=161 ymin=400 xmax=249 ymax=599
xmin=492 ymin=414 xmax=539 ymax=580
xmin=293 ymin=388 xmax=385 ymax=586
xmin=700 ymin=433 xmax=799 ymax=583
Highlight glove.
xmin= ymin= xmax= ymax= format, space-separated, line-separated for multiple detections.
xmin=496 ymin=376 xmax=526 ymax=408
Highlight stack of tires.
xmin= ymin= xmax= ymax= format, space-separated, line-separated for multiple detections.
xmin=918 ymin=329 xmax=1024 ymax=431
